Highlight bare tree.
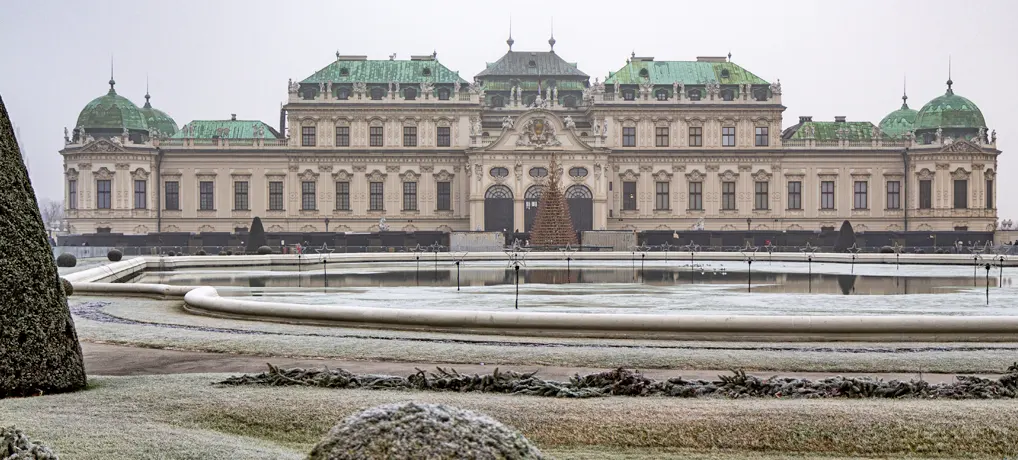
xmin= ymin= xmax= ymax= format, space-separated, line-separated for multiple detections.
xmin=39 ymin=198 xmax=64 ymax=228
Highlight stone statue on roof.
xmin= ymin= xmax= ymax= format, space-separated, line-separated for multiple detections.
xmin=453 ymin=81 xmax=461 ymax=94
xmin=769 ymin=79 xmax=782 ymax=96
xmin=420 ymin=80 xmax=434 ymax=97
xmin=501 ymin=116 xmax=514 ymax=130
xmin=871 ymin=125 xmax=881 ymax=140
xmin=613 ymin=80 xmax=620 ymax=95
xmin=977 ymin=127 xmax=986 ymax=143
xmin=288 ymin=79 xmax=299 ymax=94
xmin=319 ymin=82 xmax=325 ymax=94
xmin=991 ymin=129 xmax=997 ymax=143
xmin=935 ymin=127 xmax=943 ymax=143
xmin=469 ymin=80 xmax=483 ymax=94
xmin=64 ymin=127 xmax=69 ymax=144
xmin=470 ymin=117 xmax=482 ymax=136
xmin=564 ymin=116 xmax=576 ymax=130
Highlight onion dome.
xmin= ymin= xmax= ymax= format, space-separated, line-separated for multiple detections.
xmin=914 ymin=79 xmax=986 ymax=132
xmin=878 ymin=93 xmax=918 ymax=139
xmin=75 ymin=78 xmax=148 ymax=135
xmin=140 ymin=92 xmax=178 ymax=137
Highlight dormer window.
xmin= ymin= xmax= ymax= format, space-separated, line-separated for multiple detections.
xmin=639 ymin=68 xmax=649 ymax=78
xmin=422 ymin=68 xmax=431 ymax=76
xmin=491 ymin=95 xmax=505 ymax=107
xmin=687 ymin=89 xmax=702 ymax=101
xmin=404 ymin=87 xmax=417 ymax=100
xmin=655 ymin=89 xmax=668 ymax=101
xmin=339 ymin=67 xmax=349 ymax=77
xmin=622 ymin=89 xmax=636 ymax=101
xmin=753 ymin=87 xmax=768 ymax=101
xmin=563 ymin=95 xmax=577 ymax=107
xmin=337 ymin=88 xmax=350 ymax=100
xmin=721 ymin=89 xmax=735 ymax=101
xmin=528 ymin=60 xmax=537 ymax=67
xmin=370 ymin=87 xmax=384 ymax=100
xmin=437 ymin=88 xmax=450 ymax=100
xmin=720 ymin=69 xmax=730 ymax=79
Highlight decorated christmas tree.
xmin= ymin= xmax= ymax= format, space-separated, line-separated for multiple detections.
xmin=530 ymin=155 xmax=578 ymax=246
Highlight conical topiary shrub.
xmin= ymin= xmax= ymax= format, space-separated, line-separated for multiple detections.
xmin=834 ymin=220 xmax=856 ymax=253
xmin=0 ymin=94 xmax=87 ymax=398
xmin=246 ymin=217 xmax=266 ymax=254
xmin=529 ymin=156 xmax=578 ymax=247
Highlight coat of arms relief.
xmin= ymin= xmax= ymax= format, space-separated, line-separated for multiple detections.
xmin=515 ymin=117 xmax=562 ymax=148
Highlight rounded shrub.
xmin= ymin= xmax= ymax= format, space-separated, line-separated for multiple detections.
xmin=107 ymin=249 xmax=123 ymax=262
xmin=60 ymin=278 xmax=73 ymax=296
xmin=226 ymin=250 xmax=234 ymax=256
xmin=167 ymin=251 xmax=176 ymax=257
xmin=308 ymin=402 xmax=544 ymax=460
xmin=196 ymin=249 xmax=207 ymax=256
xmin=219 ymin=251 xmax=228 ymax=256
xmin=879 ymin=246 xmax=894 ymax=254
xmin=914 ymin=248 xmax=926 ymax=254
xmin=56 ymin=252 xmax=77 ymax=268
xmin=257 ymin=245 xmax=273 ymax=255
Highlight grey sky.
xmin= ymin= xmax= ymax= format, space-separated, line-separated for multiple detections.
xmin=2 ymin=0 xmax=1015 ymax=221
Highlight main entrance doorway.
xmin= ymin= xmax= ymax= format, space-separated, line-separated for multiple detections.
xmin=523 ymin=185 xmax=545 ymax=233
xmin=566 ymin=184 xmax=593 ymax=232
xmin=484 ymin=185 xmax=514 ymax=232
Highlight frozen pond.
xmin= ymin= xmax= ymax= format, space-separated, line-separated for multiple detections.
xmin=131 ymin=259 xmax=1018 ymax=316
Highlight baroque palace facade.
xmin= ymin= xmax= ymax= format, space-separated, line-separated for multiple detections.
xmin=61 ymin=37 xmax=1001 ymax=235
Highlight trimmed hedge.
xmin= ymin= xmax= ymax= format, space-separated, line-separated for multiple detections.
xmin=56 ymin=252 xmax=76 ymax=267
xmin=60 ymin=277 xmax=73 ymax=296
xmin=257 ymin=245 xmax=273 ymax=255
xmin=107 ymin=249 xmax=123 ymax=262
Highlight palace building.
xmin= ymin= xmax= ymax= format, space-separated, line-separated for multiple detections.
xmin=60 ymin=36 xmax=1000 ymax=236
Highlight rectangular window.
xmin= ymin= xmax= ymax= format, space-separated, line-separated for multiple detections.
xmin=688 ymin=127 xmax=702 ymax=147
xmin=301 ymin=126 xmax=316 ymax=147
xmin=369 ymin=182 xmax=384 ymax=211
xmin=68 ymin=180 xmax=77 ymax=210
xmin=886 ymin=181 xmax=901 ymax=210
xmin=655 ymin=127 xmax=669 ymax=147
xmin=133 ymin=180 xmax=146 ymax=209
xmin=335 ymin=181 xmax=350 ymax=211
xmin=301 ymin=181 xmax=316 ymax=211
xmin=437 ymin=181 xmax=451 ymax=211
xmin=986 ymin=179 xmax=994 ymax=209
xmin=622 ymin=127 xmax=636 ymax=147
xmin=722 ymin=181 xmax=736 ymax=210
xmin=953 ymin=179 xmax=968 ymax=209
xmin=369 ymin=126 xmax=384 ymax=147
xmin=853 ymin=181 xmax=868 ymax=209
xmin=403 ymin=126 xmax=417 ymax=147
xmin=165 ymin=181 xmax=179 ymax=210
xmin=268 ymin=181 xmax=284 ymax=211
xmin=754 ymin=181 xmax=769 ymax=210
xmin=403 ymin=182 xmax=418 ymax=211
xmin=335 ymin=126 xmax=350 ymax=146
xmin=199 ymin=181 xmax=214 ymax=210
xmin=722 ymin=126 xmax=736 ymax=147
xmin=688 ymin=182 xmax=703 ymax=210
xmin=755 ymin=126 xmax=769 ymax=146
xmin=787 ymin=181 xmax=802 ymax=210
xmin=96 ymin=180 xmax=111 ymax=209
xmin=919 ymin=180 xmax=932 ymax=209
xmin=820 ymin=181 xmax=835 ymax=210
xmin=233 ymin=181 xmax=249 ymax=210
xmin=655 ymin=181 xmax=669 ymax=210
xmin=622 ymin=181 xmax=637 ymax=210
xmin=437 ymin=127 xmax=451 ymax=147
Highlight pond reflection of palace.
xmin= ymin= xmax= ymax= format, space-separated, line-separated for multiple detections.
xmin=134 ymin=265 xmax=995 ymax=295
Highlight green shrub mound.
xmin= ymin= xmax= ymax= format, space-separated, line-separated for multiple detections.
xmin=257 ymin=245 xmax=272 ymax=255
xmin=879 ymin=246 xmax=894 ymax=253
xmin=1 ymin=426 xmax=58 ymax=459
xmin=167 ymin=251 xmax=175 ymax=257
xmin=196 ymin=250 xmax=206 ymax=256
xmin=218 ymin=251 xmax=227 ymax=256
xmin=59 ymin=278 xmax=72 ymax=296
xmin=226 ymin=250 xmax=233 ymax=256
xmin=308 ymin=402 xmax=543 ymax=460
xmin=55 ymin=253 xmax=76 ymax=268
xmin=107 ymin=249 xmax=122 ymax=262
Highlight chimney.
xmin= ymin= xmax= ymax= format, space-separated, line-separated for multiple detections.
xmin=834 ymin=116 xmax=846 ymax=123
xmin=231 ymin=114 xmax=237 ymax=121
xmin=798 ymin=116 xmax=813 ymax=123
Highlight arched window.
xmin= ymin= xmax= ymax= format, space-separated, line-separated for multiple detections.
xmin=486 ymin=185 xmax=513 ymax=199
xmin=437 ymin=88 xmax=450 ymax=100
xmin=529 ymin=167 xmax=548 ymax=178
xmin=490 ymin=167 xmax=509 ymax=178
xmin=622 ymin=89 xmax=636 ymax=101
xmin=422 ymin=68 xmax=432 ymax=76
xmin=528 ymin=60 xmax=537 ymax=68
xmin=721 ymin=89 xmax=735 ymax=101
xmin=639 ymin=68 xmax=649 ymax=78
xmin=563 ymin=95 xmax=577 ymax=107
xmin=491 ymin=95 xmax=505 ymax=107
xmin=569 ymin=167 xmax=588 ymax=178
xmin=720 ymin=69 xmax=730 ymax=79
xmin=336 ymin=88 xmax=350 ymax=100
xmin=655 ymin=89 xmax=668 ymax=101
xmin=339 ymin=67 xmax=350 ymax=77
xmin=370 ymin=87 xmax=385 ymax=100
xmin=565 ymin=184 xmax=593 ymax=199
xmin=404 ymin=87 xmax=417 ymax=100
xmin=687 ymin=89 xmax=702 ymax=101
xmin=301 ymin=87 xmax=316 ymax=100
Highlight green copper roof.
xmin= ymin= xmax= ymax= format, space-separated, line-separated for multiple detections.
xmin=878 ymin=96 xmax=918 ymax=139
xmin=301 ymin=58 xmax=468 ymax=84
xmin=913 ymin=83 xmax=986 ymax=131
xmin=788 ymin=121 xmax=882 ymax=141
xmin=605 ymin=60 xmax=768 ymax=85
xmin=482 ymin=80 xmax=586 ymax=91
xmin=475 ymin=51 xmax=588 ymax=78
xmin=171 ymin=120 xmax=281 ymax=139
xmin=140 ymin=94 xmax=178 ymax=137
xmin=75 ymin=81 xmax=148 ymax=132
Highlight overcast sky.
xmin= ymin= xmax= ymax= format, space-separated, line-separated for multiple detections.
xmin=2 ymin=0 xmax=1015 ymax=221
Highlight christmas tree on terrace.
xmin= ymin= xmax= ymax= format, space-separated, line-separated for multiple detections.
xmin=529 ymin=155 xmax=578 ymax=246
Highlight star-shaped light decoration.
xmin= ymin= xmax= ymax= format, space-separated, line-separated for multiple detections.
xmin=799 ymin=242 xmax=818 ymax=255
xmin=411 ymin=243 xmax=426 ymax=256
xmin=740 ymin=242 xmax=759 ymax=261
xmin=427 ymin=242 xmax=446 ymax=254
xmin=504 ymin=239 xmax=529 ymax=268
xmin=314 ymin=242 xmax=334 ymax=259
xmin=846 ymin=243 xmax=862 ymax=255
xmin=680 ymin=242 xmax=700 ymax=253
xmin=658 ymin=241 xmax=673 ymax=253
xmin=891 ymin=242 xmax=905 ymax=255
xmin=559 ymin=243 xmax=578 ymax=255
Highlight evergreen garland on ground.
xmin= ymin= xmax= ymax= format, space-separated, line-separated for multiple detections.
xmin=220 ymin=362 xmax=1018 ymax=399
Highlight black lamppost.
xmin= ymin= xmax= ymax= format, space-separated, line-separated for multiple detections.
xmin=747 ymin=218 xmax=752 ymax=231
xmin=324 ymin=217 xmax=330 ymax=232
xmin=985 ymin=263 xmax=991 ymax=305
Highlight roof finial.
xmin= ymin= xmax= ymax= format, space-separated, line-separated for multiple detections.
xmin=728 ymin=50 xmax=732 ymax=62
xmin=335 ymin=50 xmax=340 ymax=60
xmin=946 ymin=56 xmax=954 ymax=94
xmin=506 ymin=16 xmax=514 ymax=51
xmin=631 ymin=50 xmax=636 ymax=59
xmin=108 ymin=54 xmax=116 ymax=94
xmin=144 ymin=74 xmax=151 ymax=108
xmin=548 ymin=18 xmax=556 ymax=52
xmin=901 ymin=74 xmax=908 ymax=108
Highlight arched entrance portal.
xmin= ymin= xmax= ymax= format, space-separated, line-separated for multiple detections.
xmin=523 ymin=185 xmax=545 ymax=233
xmin=484 ymin=185 xmax=514 ymax=232
xmin=566 ymin=185 xmax=593 ymax=232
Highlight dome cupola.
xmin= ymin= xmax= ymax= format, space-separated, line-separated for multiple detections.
xmin=878 ymin=91 xmax=918 ymax=139
xmin=74 ymin=77 xmax=148 ymax=142
xmin=140 ymin=91 xmax=178 ymax=138
xmin=913 ymin=78 xmax=987 ymax=144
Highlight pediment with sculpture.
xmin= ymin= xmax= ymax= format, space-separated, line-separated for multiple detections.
xmin=476 ymin=109 xmax=603 ymax=153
